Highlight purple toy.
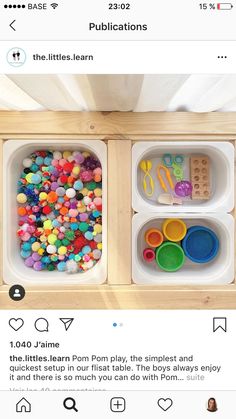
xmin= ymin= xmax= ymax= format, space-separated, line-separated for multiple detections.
xmin=175 ymin=181 xmax=192 ymax=197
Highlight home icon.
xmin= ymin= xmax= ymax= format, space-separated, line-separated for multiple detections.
xmin=16 ymin=398 xmax=31 ymax=413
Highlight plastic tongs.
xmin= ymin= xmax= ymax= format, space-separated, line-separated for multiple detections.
xmin=157 ymin=165 xmax=174 ymax=192
xmin=139 ymin=160 xmax=155 ymax=197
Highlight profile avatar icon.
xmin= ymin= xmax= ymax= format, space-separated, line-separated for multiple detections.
xmin=9 ymin=284 xmax=26 ymax=301
xmin=207 ymin=398 xmax=218 ymax=412
xmin=7 ymin=47 xmax=26 ymax=67
xmin=13 ymin=288 xmax=21 ymax=298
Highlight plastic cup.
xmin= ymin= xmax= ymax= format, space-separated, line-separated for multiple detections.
xmin=145 ymin=228 xmax=163 ymax=248
xmin=162 ymin=218 xmax=187 ymax=242
xmin=143 ymin=248 xmax=155 ymax=263
xmin=182 ymin=226 xmax=219 ymax=263
xmin=156 ymin=242 xmax=185 ymax=272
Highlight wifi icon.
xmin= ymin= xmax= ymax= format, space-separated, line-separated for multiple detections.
xmin=50 ymin=2 xmax=58 ymax=9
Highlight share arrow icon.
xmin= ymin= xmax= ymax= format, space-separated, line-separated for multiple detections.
xmin=60 ymin=318 xmax=74 ymax=331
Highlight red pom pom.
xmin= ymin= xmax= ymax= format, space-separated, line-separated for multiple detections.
xmin=38 ymin=151 xmax=47 ymax=157
xmin=89 ymin=241 xmax=97 ymax=250
xmin=63 ymin=162 xmax=74 ymax=173
xmin=60 ymin=175 xmax=68 ymax=184
xmin=42 ymin=205 xmax=51 ymax=215
xmin=74 ymin=236 xmax=87 ymax=251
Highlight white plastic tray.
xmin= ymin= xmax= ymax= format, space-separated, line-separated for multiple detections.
xmin=132 ymin=141 xmax=234 ymax=213
xmin=3 ymin=139 xmax=107 ymax=285
xmin=132 ymin=213 xmax=234 ymax=285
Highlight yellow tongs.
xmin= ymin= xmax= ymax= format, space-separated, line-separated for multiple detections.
xmin=139 ymin=160 xmax=155 ymax=197
xmin=157 ymin=164 xmax=174 ymax=192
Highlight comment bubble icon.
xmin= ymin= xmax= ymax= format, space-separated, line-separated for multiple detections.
xmin=34 ymin=318 xmax=49 ymax=332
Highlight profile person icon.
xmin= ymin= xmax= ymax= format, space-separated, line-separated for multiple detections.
xmin=13 ymin=288 xmax=21 ymax=299
xmin=207 ymin=398 xmax=218 ymax=412
xmin=9 ymin=285 xmax=25 ymax=301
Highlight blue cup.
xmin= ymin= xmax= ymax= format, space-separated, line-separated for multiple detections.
xmin=182 ymin=226 xmax=219 ymax=264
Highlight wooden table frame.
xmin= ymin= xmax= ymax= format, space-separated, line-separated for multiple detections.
xmin=0 ymin=111 xmax=236 ymax=309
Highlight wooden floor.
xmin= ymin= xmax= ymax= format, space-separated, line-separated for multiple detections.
xmin=0 ymin=111 xmax=235 ymax=309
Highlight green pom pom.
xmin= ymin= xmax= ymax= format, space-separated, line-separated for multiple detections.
xmin=65 ymin=230 xmax=75 ymax=241
xmin=55 ymin=239 xmax=62 ymax=248
xmin=47 ymin=264 xmax=55 ymax=271
xmin=62 ymin=238 xmax=70 ymax=246
xmin=86 ymin=181 xmax=97 ymax=191
xmin=79 ymin=222 xmax=89 ymax=233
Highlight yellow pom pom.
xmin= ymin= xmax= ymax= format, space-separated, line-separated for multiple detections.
xmin=48 ymin=234 xmax=57 ymax=245
xmin=40 ymin=234 xmax=47 ymax=243
xmin=17 ymin=193 xmax=27 ymax=204
xmin=63 ymin=151 xmax=71 ymax=159
xmin=32 ymin=242 xmax=40 ymax=252
xmin=80 ymin=188 xmax=88 ymax=196
xmin=58 ymin=246 xmax=67 ymax=255
xmin=39 ymin=192 xmax=48 ymax=200
xmin=82 ymin=151 xmax=90 ymax=158
xmin=94 ymin=188 xmax=102 ymax=197
xmin=94 ymin=224 xmax=102 ymax=234
xmin=25 ymin=173 xmax=33 ymax=184
xmin=77 ymin=206 xmax=86 ymax=213
xmin=43 ymin=220 xmax=52 ymax=230
xmin=72 ymin=166 xmax=80 ymax=176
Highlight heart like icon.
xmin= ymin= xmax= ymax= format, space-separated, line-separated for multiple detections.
xmin=157 ymin=398 xmax=173 ymax=411
xmin=9 ymin=318 xmax=24 ymax=331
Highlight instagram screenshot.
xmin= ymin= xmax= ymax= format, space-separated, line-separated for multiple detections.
xmin=0 ymin=1 xmax=236 ymax=418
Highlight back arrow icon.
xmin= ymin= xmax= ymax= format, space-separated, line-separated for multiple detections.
xmin=10 ymin=20 xmax=16 ymax=31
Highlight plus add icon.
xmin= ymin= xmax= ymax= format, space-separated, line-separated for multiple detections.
xmin=110 ymin=397 xmax=126 ymax=413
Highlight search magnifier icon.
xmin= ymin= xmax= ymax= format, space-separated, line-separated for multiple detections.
xmin=63 ymin=397 xmax=78 ymax=412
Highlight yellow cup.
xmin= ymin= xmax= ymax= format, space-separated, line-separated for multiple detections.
xmin=162 ymin=219 xmax=187 ymax=242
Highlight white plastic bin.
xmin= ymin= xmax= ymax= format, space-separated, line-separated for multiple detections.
xmin=132 ymin=141 xmax=234 ymax=213
xmin=3 ymin=139 xmax=107 ymax=285
xmin=132 ymin=212 xmax=234 ymax=285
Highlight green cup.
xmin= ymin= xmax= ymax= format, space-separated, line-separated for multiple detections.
xmin=156 ymin=242 xmax=185 ymax=272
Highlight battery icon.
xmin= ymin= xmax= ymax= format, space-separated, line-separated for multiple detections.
xmin=217 ymin=3 xmax=233 ymax=9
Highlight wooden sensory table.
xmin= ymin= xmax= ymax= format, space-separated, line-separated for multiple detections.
xmin=0 ymin=111 xmax=236 ymax=309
